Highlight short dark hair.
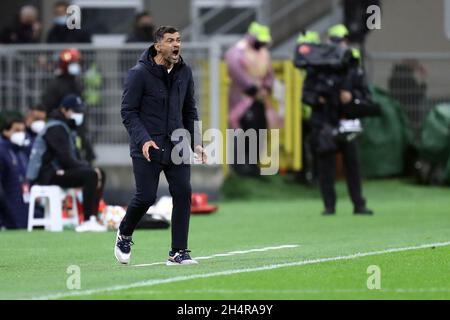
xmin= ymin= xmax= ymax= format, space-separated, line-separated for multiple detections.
xmin=29 ymin=104 xmax=46 ymax=112
xmin=0 ymin=111 xmax=24 ymax=132
xmin=154 ymin=26 xmax=179 ymax=43
xmin=135 ymin=10 xmax=152 ymax=21
xmin=54 ymin=1 xmax=70 ymax=9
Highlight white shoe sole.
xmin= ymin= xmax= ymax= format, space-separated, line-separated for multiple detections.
xmin=76 ymin=228 xmax=107 ymax=233
xmin=166 ymin=259 xmax=198 ymax=266
xmin=114 ymin=230 xmax=131 ymax=265
xmin=75 ymin=221 xmax=107 ymax=233
xmin=115 ymin=248 xmax=130 ymax=265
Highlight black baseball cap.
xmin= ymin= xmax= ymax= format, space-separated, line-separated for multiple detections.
xmin=60 ymin=94 xmax=85 ymax=113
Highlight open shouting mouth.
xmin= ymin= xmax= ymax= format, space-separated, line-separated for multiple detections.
xmin=172 ymin=49 xmax=180 ymax=60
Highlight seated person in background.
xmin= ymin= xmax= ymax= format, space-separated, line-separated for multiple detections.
xmin=25 ymin=104 xmax=47 ymax=148
xmin=125 ymin=10 xmax=155 ymax=43
xmin=0 ymin=112 xmax=30 ymax=229
xmin=29 ymin=94 xmax=106 ymax=232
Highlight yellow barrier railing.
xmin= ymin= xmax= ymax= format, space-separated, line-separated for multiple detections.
xmin=200 ymin=60 xmax=211 ymax=131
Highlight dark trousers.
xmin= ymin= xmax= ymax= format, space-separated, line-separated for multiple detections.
xmin=119 ymin=157 xmax=192 ymax=250
xmin=317 ymin=139 xmax=366 ymax=210
xmin=231 ymin=100 xmax=267 ymax=176
xmin=50 ymin=167 xmax=106 ymax=219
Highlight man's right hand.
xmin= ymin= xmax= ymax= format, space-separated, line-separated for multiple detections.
xmin=340 ymin=90 xmax=353 ymax=104
xmin=142 ymin=140 xmax=159 ymax=161
xmin=319 ymin=96 xmax=327 ymax=104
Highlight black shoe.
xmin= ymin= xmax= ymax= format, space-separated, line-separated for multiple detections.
xmin=166 ymin=249 xmax=198 ymax=266
xmin=354 ymin=207 xmax=374 ymax=215
xmin=322 ymin=208 xmax=335 ymax=215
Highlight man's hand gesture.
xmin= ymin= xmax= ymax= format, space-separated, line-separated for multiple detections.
xmin=142 ymin=140 xmax=159 ymax=161
xmin=194 ymin=145 xmax=207 ymax=164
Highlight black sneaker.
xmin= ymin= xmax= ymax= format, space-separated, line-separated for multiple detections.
xmin=114 ymin=230 xmax=134 ymax=264
xmin=354 ymin=207 xmax=374 ymax=215
xmin=166 ymin=249 xmax=198 ymax=266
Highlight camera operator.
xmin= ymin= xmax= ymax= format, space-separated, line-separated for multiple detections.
xmin=302 ymin=25 xmax=374 ymax=215
xmin=295 ymin=31 xmax=321 ymax=185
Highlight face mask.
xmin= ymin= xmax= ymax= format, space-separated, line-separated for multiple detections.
xmin=70 ymin=113 xmax=84 ymax=126
xmin=10 ymin=131 xmax=28 ymax=147
xmin=68 ymin=63 xmax=81 ymax=76
xmin=138 ymin=25 xmax=154 ymax=37
xmin=54 ymin=16 xmax=66 ymax=26
xmin=30 ymin=120 xmax=46 ymax=134
xmin=329 ymin=37 xmax=347 ymax=48
xmin=253 ymin=40 xmax=267 ymax=51
xmin=20 ymin=21 xmax=34 ymax=28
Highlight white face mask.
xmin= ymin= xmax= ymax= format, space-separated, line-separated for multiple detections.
xmin=70 ymin=113 xmax=84 ymax=126
xmin=68 ymin=63 xmax=81 ymax=76
xmin=30 ymin=120 xmax=46 ymax=134
xmin=10 ymin=131 xmax=28 ymax=147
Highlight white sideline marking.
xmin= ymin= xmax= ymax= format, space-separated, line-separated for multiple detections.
xmin=133 ymin=244 xmax=299 ymax=267
xmin=97 ymin=288 xmax=450 ymax=296
xmin=33 ymin=241 xmax=450 ymax=300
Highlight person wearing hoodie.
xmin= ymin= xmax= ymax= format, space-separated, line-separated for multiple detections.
xmin=46 ymin=1 xmax=91 ymax=44
xmin=41 ymin=48 xmax=96 ymax=164
xmin=0 ymin=112 xmax=30 ymax=229
xmin=115 ymin=25 xmax=207 ymax=266
xmin=0 ymin=5 xmax=41 ymax=44
xmin=31 ymin=94 xmax=106 ymax=232
xmin=42 ymin=48 xmax=83 ymax=113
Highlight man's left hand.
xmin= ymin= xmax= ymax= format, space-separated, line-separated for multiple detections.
xmin=194 ymin=145 xmax=207 ymax=164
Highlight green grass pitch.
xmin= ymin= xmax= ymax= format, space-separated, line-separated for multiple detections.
xmin=0 ymin=178 xmax=449 ymax=300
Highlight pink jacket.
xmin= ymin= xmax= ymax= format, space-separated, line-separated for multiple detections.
xmin=224 ymin=37 xmax=276 ymax=129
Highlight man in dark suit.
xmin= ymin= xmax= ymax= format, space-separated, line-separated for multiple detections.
xmin=115 ymin=26 xmax=206 ymax=266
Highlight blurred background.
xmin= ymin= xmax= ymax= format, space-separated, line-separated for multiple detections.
xmin=1 ymin=0 xmax=450 ymax=207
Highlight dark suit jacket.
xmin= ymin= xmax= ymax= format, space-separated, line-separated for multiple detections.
xmin=121 ymin=45 xmax=201 ymax=160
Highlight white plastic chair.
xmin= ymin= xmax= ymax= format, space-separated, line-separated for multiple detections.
xmin=27 ymin=185 xmax=80 ymax=232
